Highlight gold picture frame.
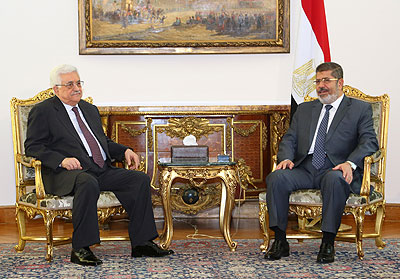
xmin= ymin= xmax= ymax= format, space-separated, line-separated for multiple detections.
xmin=78 ymin=0 xmax=289 ymax=55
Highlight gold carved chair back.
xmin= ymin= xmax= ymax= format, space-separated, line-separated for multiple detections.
xmin=10 ymin=89 xmax=126 ymax=262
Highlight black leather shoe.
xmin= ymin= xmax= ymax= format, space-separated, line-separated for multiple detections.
xmin=71 ymin=247 xmax=103 ymax=266
xmin=316 ymin=242 xmax=335 ymax=263
xmin=264 ymin=240 xmax=290 ymax=260
xmin=132 ymin=241 xmax=174 ymax=257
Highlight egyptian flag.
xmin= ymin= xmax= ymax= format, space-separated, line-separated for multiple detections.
xmin=290 ymin=0 xmax=331 ymax=119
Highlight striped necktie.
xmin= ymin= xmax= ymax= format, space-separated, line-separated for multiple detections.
xmin=72 ymin=107 xmax=104 ymax=168
xmin=312 ymin=105 xmax=333 ymax=169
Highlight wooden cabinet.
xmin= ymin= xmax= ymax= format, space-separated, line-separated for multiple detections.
xmin=99 ymin=105 xmax=290 ymax=211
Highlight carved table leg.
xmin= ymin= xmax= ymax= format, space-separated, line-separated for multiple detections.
xmin=218 ymin=169 xmax=238 ymax=251
xmin=158 ymin=169 xmax=176 ymax=250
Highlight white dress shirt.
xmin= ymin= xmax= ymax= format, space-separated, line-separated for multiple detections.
xmin=62 ymin=103 xmax=107 ymax=160
xmin=308 ymin=94 xmax=344 ymax=154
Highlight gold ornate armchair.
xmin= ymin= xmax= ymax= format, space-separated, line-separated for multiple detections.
xmin=259 ymin=85 xmax=390 ymax=259
xmin=10 ymin=88 xmax=128 ymax=262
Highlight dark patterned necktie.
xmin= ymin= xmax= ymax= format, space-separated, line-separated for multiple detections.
xmin=312 ymin=105 xmax=333 ymax=170
xmin=72 ymin=107 xmax=104 ymax=168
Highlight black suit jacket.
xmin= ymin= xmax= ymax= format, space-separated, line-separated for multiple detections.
xmin=277 ymin=95 xmax=379 ymax=194
xmin=25 ymin=96 xmax=129 ymax=196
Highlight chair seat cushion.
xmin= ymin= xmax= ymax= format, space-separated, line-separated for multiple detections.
xmin=19 ymin=191 xmax=122 ymax=210
xmin=259 ymin=189 xmax=383 ymax=206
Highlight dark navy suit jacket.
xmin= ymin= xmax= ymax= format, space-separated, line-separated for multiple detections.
xmin=277 ymin=95 xmax=379 ymax=194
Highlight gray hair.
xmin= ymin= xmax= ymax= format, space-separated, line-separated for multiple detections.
xmin=50 ymin=64 xmax=79 ymax=87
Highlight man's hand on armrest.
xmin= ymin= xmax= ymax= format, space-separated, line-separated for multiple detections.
xmin=125 ymin=149 xmax=140 ymax=170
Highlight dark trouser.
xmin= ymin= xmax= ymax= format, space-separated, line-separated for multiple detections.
xmin=266 ymin=155 xmax=350 ymax=234
xmin=71 ymin=163 xmax=158 ymax=250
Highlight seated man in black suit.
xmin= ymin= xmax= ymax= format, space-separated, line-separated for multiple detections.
xmin=265 ymin=62 xmax=378 ymax=263
xmin=25 ymin=64 xmax=174 ymax=266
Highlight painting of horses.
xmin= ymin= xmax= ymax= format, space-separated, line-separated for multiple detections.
xmin=79 ymin=0 xmax=289 ymax=54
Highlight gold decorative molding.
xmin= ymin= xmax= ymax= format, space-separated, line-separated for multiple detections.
xmin=270 ymin=112 xmax=290 ymax=157
xmin=235 ymin=121 xmax=268 ymax=150
xmin=121 ymin=124 xmax=147 ymax=138
xmin=236 ymin=158 xmax=256 ymax=190
xmin=232 ymin=122 xmax=258 ymax=137
xmin=262 ymin=122 xmax=268 ymax=150
xmin=226 ymin=117 xmax=233 ymax=152
xmin=79 ymin=0 xmax=289 ymax=54
xmin=169 ymin=183 xmax=222 ymax=215
xmin=112 ymin=121 xmax=152 ymax=150
xmin=146 ymin=118 xmax=153 ymax=151
xmin=98 ymin=105 xmax=290 ymax=116
xmin=159 ymin=117 xmax=223 ymax=139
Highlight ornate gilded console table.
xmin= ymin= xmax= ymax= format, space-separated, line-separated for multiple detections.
xmin=99 ymin=105 xmax=290 ymax=202
xmin=158 ymin=161 xmax=240 ymax=251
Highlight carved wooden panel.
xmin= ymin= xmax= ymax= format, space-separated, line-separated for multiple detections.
xmin=99 ymin=105 xmax=289 ymax=201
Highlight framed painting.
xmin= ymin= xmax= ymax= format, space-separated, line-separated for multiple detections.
xmin=78 ymin=0 xmax=289 ymax=54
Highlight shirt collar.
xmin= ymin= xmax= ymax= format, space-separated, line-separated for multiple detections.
xmin=324 ymin=94 xmax=344 ymax=111
xmin=62 ymin=102 xmax=78 ymax=112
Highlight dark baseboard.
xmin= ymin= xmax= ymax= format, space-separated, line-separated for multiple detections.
xmin=1 ymin=202 xmax=399 ymax=224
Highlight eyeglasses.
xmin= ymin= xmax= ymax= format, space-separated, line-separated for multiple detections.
xmin=313 ymin=78 xmax=339 ymax=85
xmin=56 ymin=81 xmax=84 ymax=89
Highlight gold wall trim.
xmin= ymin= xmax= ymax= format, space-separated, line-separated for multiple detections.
xmin=112 ymin=121 xmax=149 ymax=173
xmin=99 ymin=105 xmax=289 ymax=116
xmin=158 ymin=117 xmax=223 ymax=139
xmin=232 ymin=120 xmax=265 ymax=182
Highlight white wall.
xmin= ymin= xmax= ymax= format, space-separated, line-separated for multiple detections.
xmin=1 ymin=0 xmax=399 ymax=205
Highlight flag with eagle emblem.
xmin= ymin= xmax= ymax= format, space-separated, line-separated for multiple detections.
xmin=291 ymin=0 xmax=331 ymax=118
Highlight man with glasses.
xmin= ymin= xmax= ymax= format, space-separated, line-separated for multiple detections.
xmin=25 ymin=64 xmax=173 ymax=266
xmin=264 ymin=62 xmax=378 ymax=263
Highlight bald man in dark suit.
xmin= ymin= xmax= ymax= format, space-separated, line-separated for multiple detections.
xmin=25 ymin=64 xmax=173 ymax=266
xmin=265 ymin=62 xmax=379 ymax=263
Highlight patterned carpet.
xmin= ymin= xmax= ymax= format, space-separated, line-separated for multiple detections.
xmin=1 ymin=239 xmax=399 ymax=278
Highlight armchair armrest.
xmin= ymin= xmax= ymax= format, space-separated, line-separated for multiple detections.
xmin=123 ymin=155 xmax=146 ymax=172
xmin=271 ymin=155 xmax=278 ymax=172
xmin=359 ymin=148 xmax=385 ymax=197
xmin=15 ymin=153 xmax=46 ymax=200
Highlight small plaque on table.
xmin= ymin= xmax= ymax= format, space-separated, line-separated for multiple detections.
xmin=171 ymin=145 xmax=209 ymax=163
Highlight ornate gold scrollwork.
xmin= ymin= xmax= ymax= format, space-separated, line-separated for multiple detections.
xmin=137 ymin=156 xmax=146 ymax=173
xmin=230 ymin=120 xmax=267 ymax=150
xmin=261 ymin=122 xmax=268 ymax=150
xmin=159 ymin=117 xmax=223 ymax=139
xmin=146 ymin=118 xmax=153 ymax=150
xmin=11 ymin=88 xmax=55 ymax=113
xmin=270 ymin=112 xmax=290 ymax=156
xmin=170 ymin=183 xmax=222 ymax=215
xmin=289 ymin=205 xmax=322 ymax=218
xmin=121 ymin=124 xmax=147 ymax=137
xmin=236 ymin=158 xmax=256 ymax=189
xmin=97 ymin=206 xmax=126 ymax=224
xmin=232 ymin=123 xmax=258 ymax=137
xmin=226 ymin=117 xmax=233 ymax=151
xmin=101 ymin=116 xmax=109 ymax=135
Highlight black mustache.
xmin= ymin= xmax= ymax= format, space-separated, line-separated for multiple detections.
xmin=317 ymin=88 xmax=329 ymax=93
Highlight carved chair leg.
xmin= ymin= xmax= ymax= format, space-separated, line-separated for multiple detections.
xmin=353 ymin=208 xmax=365 ymax=260
xmin=43 ymin=213 xmax=56 ymax=262
xmin=296 ymin=216 xmax=309 ymax=243
xmin=14 ymin=206 xmax=27 ymax=253
xmin=374 ymin=204 xmax=386 ymax=249
xmin=259 ymin=201 xmax=270 ymax=252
